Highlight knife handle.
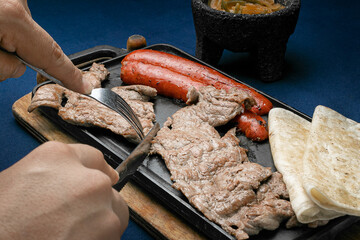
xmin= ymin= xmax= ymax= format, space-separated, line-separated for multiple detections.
xmin=113 ymin=175 xmax=131 ymax=191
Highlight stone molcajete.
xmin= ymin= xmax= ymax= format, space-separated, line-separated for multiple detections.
xmin=191 ymin=0 xmax=301 ymax=81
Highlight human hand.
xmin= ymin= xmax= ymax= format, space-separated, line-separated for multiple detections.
xmin=0 ymin=0 xmax=92 ymax=94
xmin=0 ymin=141 xmax=129 ymax=240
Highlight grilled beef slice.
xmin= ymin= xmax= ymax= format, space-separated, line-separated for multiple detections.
xmin=83 ymin=62 xmax=110 ymax=88
xmin=28 ymin=63 xmax=156 ymax=143
xmin=151 ymin=86 xmax=295 ymax=240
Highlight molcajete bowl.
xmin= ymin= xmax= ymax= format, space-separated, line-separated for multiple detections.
xmin=191 ymin=0 xmax=301 ymax=82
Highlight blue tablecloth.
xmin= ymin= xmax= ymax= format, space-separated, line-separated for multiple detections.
xmin=0 ymin=0 xmax=359 ymax=239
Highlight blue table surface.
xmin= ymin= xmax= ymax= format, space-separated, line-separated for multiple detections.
xmin=0 ymin=0 xmax=359 ymax=239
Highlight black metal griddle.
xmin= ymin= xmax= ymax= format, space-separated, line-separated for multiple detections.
xmin=32 ymin=44 xmax=359 ymax=240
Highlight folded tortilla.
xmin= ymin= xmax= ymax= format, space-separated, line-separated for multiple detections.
xmin=302 ymin=105 xmax=360 ymax=216
xmin=268 ymin=108 xmax=343 ymax=223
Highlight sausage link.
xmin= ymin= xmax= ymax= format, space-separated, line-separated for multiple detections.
xmin=233 ymin=110 xmax=268 ymax=142
xmin=121 ymin=49 xmax=272 ymax=115
xmin=121 ymin=60 xmax=206 ymax=102
xmin=121 ymin=49 xmax=269 ymax=141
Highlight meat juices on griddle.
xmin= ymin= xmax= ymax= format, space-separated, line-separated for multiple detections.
xmin=151 ymin=86 xmax=295 ymax=240
xmin=28 ymin=63 xmax=157 ymax=143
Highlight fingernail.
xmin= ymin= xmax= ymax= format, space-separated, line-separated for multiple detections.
xmin=13 ymin=63 xmax=26 ymax=78
xmin=112 ymin=168 xmax=120 ymax=185
xmin=83 ymin=79 xmax=94 ymax=95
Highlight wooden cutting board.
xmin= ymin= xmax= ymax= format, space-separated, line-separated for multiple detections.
xmin=12 ymin=93 xmax=360 ymax=240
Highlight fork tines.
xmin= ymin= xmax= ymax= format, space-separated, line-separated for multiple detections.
xmin=115 ymin=95 xmax=145 ymax=140
xmin=89 ymin=88 xmax=145 ymax=141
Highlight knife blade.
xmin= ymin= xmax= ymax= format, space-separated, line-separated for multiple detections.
xmin=114 ymin=122 xmax=160 ymax=190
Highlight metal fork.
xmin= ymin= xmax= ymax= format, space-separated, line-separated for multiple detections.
xmin=6 ymin=50 xmax=145 ymax=140
xmin=89 ymin=88 xmax=144 ymax=140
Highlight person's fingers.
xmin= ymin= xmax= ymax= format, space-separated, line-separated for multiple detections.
xmin=0 ymin=50 xmax=26 ymax=81
xmin=19 ymin=0 xmax=31 ymax=15
xmin=69 ymin=144 xmax=119 ymax=185
xmin=22 ymin=25 xmax=93 ymax=94
xmin=0 ymin=2 xmax=92 ymax=94
xmin=17 ymin=26 xmax=93 ymax=94
xmin=112 ymin=189 xmax=129 ymax=236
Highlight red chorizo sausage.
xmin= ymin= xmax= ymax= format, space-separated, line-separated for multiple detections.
xmin=120 ymin=49 xmax=269 ymax=141
xmin=233 ymin=110 xmax=268 ymax=142
xmin=121 ymin=49 xmax=272 ymax=115
xmin=121 ymin=60 xmax=207 ymax=103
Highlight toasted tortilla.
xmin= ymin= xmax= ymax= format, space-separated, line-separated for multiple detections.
xmin=268 ymin=108 xmax=343 ymax=223
xmin=303 ymin=105 xmax=360 ymax=216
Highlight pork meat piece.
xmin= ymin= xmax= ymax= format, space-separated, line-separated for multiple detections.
xmin=29 ymin=84 xmax=156 ymax=143
xmin=82 ymin=62 xmax=110 ymax=88
xmin=28 ymin=63 xmax=157 ymax=143
xmin=235 ymin=172 xmax=294 ymax=236
xmin=151 ymin=86 xmax=295 ymax=239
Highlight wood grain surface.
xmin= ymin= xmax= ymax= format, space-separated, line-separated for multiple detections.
xmin=12 ymin=93 xmax=360 ymax=240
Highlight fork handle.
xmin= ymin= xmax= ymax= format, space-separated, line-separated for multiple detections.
xmin=0 ymin=47 xmax=64 ymax=86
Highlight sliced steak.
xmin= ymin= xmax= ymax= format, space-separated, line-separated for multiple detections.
xmin=82 ymin=62 xmax=110 ymax=88
xmin=151 ymin=86 xmax=295 ymax=239
xmin=29 ymin=63 xmax=156 ymax=143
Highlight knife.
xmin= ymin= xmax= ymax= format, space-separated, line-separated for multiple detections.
xmin=114 ymin=122 xmax=160 ymax=190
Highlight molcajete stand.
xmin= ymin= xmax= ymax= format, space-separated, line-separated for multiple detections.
xmin=191 ymin=0 xmax=301 ymax=82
